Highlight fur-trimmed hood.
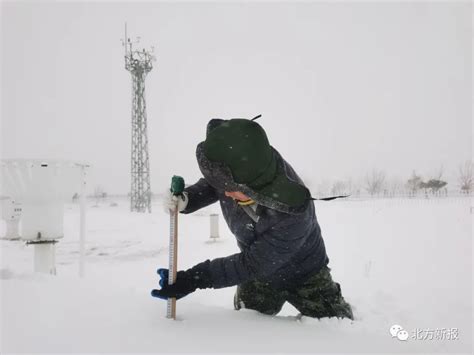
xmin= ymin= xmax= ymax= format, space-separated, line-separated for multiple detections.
xmin=196 ymin=141 xmax=311 ymax=215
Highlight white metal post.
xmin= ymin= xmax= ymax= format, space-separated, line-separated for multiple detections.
xmin=79 ymin=166 xmax=86 ymax=277
xmin=210 ymin=214 xmax=219 ymax=241
xmin=33 ymin=242 xmax=56 ymax=275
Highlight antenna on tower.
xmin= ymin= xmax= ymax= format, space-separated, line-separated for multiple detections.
xmin=124 ymin=22 xmax=128 ymax=56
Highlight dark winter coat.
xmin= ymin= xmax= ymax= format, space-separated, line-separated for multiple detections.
xmin=181 ymin=148 xmax=329 ymax=291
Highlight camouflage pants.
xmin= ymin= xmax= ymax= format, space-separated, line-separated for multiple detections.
xmin=234 ymin=266 xmax=354 ymax=320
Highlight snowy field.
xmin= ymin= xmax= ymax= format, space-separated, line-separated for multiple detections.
xmin=1 ymin=197 xmax=472 ymax=354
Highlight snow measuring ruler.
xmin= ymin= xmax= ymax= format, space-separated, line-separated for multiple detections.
xmin=167 ymin=175 xmax=184 ymax=319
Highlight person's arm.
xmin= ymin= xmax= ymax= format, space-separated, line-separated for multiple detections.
xmin=180 ymin=178 xmax=219 ymax=214
xmin=205 ymin=213 xmax=310 ymax=288
xmin=152 ymin=213 xmax=310 ymax=300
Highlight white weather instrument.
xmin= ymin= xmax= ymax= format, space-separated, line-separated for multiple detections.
xmin=1 ymin=159 xmax=89 ymax=275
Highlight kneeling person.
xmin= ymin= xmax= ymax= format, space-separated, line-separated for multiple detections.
xmin=152 ymin=117 xmax=353 ymax=320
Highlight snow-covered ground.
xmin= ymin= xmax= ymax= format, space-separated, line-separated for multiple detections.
xmin=1 ymin=197 xmax=472 ymax=353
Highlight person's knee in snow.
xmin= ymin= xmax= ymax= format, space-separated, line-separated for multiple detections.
xmin=234 ymin=281 xmax=286 ymax=316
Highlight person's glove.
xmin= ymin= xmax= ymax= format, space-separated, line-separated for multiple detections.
xmin=151 ymin=260 xmax=213 ymax=300
xmin=162 ymin=189 xmax=188 ymax=214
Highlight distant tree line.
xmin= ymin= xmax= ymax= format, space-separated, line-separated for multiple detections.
xmin=312 ymin=160 xmax=473 ymax=198
xmin=69 ymin=161 xmax=474 ymax=202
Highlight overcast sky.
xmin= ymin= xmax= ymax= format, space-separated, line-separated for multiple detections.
xmin=1 ymin=1 xmax=472 ymax=194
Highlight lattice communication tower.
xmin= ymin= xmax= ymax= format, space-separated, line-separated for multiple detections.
xmin=122 ymin=24 xmax=155 ymax=213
